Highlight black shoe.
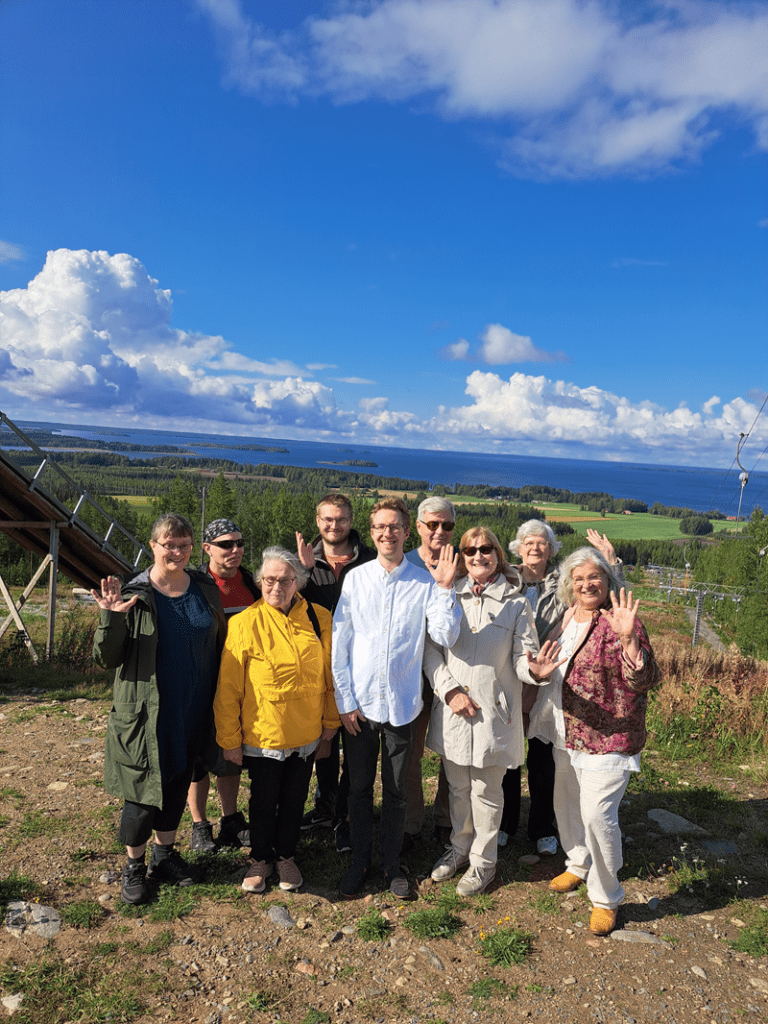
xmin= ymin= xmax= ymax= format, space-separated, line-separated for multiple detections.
xmin=384 ymin=870 xmax=412 ymax=900
xmin=121 ymin=860 xmax=147 ymax=905
xmin=301 ymin=808 xmax=333 ymax=831
xmin=147 ymin=848 xmax=196 ymax=887
xmin=335 ymin=820 xmax=351 ymax=854
xmin=218 ymin=811 xmax=249 ymax=848
xmin=189 ymin=821 xmax=217 ymax=854
xmin=339 ymin=863 xmax=369 ymax=899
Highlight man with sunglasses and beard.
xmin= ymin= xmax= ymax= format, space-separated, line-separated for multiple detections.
xmin=187 ymin=519 xmax=261 ymax=853
xmin=402 ymin=497 xmax=458 ymax=850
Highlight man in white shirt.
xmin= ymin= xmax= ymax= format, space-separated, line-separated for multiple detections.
xmin=332 ymin=497 xmax=461 ymax=899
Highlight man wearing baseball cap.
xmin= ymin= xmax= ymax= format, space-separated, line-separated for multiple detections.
xmin=187 ymin=519 xmax=261 ymax=852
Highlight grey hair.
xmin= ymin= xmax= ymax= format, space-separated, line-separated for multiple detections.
xmin=256 ymin=546 xmax=310 ymax=590
xmin=417 ymin=496 xmax=456 ymax=521
xmin=556 ymin=547 xmax=622 ymax=607
xmin=508 ymin=519 xmax=561 ymax=559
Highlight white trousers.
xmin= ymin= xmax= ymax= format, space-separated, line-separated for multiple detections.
xmin=443 ymin=759 xmax=506 ymax=870
xmin=553 ymin=747 xmax=629 ymax=910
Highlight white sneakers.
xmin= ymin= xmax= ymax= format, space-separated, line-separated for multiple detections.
xmin=456 ymin=865 xmax=495 ymax=895
xmin=536 ymin=836 xmax=558 ymax=856
xmin=430 ymin=847 xmax=469 ymax=881
xmin=497 ymin=830 xmax=509 ymax=848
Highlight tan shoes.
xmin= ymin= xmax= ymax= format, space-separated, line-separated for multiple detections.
xmin=590 ymin=907 xmax=618 ymax=935
xmin=548 ymin=870 xmax=583 ymax=893
xmin=241 ymin=859 xmax=273 ymax=893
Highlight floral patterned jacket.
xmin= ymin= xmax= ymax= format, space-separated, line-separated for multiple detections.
xmin=562 ymin=610 xmax=659 ymax=756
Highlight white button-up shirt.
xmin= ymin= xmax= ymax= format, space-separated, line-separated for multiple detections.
xmin=332 ymin=557 xmax=461 ymax=727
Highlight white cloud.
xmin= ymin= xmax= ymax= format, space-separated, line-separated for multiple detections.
xmin=440 ymin=338 xmax=470 ymax=360
xmin=198 ymin=0 xmax=768 ymax=178
xmin=0 ymin=241 xmax=26 ymax=265
xmin=332 ymin=376 xmax=377 ymax=385
xmin=2 ymin=249 xmax=764 ymax=466
xmin=421 ymin=370 xmax=768 ymax=463
xmin=440 ymin=324 xmax=569 ymax=363
xmin=0 ymin=249 xmax=350 ymax=431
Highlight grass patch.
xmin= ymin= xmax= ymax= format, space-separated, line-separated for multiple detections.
xmin=247 ymin=989 xmax=279 ymax=1012
xmin=665 ymin=854 xmax=731 ymax=906
xmin=59 ymin=901 xmax=104 ymax=929
xmin=356 ymin=908 xmax=390 ymax=941
xmin=15 ymin=810 xmax=69 ymax=840
xmin=0 ymin=871 xmax=45 ymax=912
xmin=478 ymin=922 xmax=533 ymax=967
xmin=471 ymin=892 xmax=495 ymax=914
xmin=0 ymin=954 xmax=144 ymax=1024
xmin=118 ymin=886 xmax=197 ymax=922
xmin=300 ymin=1010 xmax=330 ymax=1024
xmin=468 ymin=978 xmax=517 ymax=1004
xmin=530 ymin=890 xmax=562 ymax=915
xmin=730 ymin=905 xmax=768 ymax=957
xmin=404 ymin=905 xmax=463 ymax=940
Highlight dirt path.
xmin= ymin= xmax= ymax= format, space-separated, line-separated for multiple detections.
xmin=1 ymin=692 xmax=768 ymax=1023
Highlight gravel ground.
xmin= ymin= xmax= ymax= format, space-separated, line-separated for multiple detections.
xmin=2 ymin=693 xmax=768 ymax=1024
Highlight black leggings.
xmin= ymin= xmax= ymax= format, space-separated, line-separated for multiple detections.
xmin=118 ymin=764 xmax=196 ymax=848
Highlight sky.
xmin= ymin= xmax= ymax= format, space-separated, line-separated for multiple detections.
xmin=0 ymin=0 xmax=766 ymax=469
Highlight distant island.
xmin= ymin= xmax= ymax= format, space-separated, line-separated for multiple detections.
xmin=318 ymin=459 xmax=379 ymax=468
xmin=0 ymin=429 xmax=188 ymax=455
xmin=188 ymin=442 xmax=289 ymax=454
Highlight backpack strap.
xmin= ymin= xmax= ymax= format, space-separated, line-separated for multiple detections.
xmin=304 ymin=601 xmax=323 ymax=641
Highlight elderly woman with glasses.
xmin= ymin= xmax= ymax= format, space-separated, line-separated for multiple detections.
xmin=534 ymin=548 xmax=658 ymax=935
xmin=501 ymin=521 xmax=623 ymax=855
xmin=92 ymin=513 xmax=227 ymax=906
xmin=214 ymin=547 xmax=339 ymax=895
xmin=423 ymin=527 xmax=563 ymax=895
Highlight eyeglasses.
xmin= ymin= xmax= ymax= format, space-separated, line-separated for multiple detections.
xmin=154 ymin=541 xmax=193 ymax=552
xmin=209 ymin=538 xmax=245 ymax=549
xmin=421 ymin=521 xmax=454 ymax=533
xmin=463 ymin=545 xmax=494 ymax=557
xmin=262 ymin=576 xmax=296 ymax=589
xmin=318 ymin=517 xmax=351 ymax=527
xmin=371 ymin=523 xmax=404 ymax=533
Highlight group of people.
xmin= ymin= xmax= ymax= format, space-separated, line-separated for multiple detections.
xmin=93 ymin=493 xmax=658 ymax=936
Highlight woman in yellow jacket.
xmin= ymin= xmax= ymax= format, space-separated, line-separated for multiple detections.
xmin=214 ymin=546 xmax=339 ymax=894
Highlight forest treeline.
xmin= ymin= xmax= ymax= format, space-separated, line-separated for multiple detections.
xmin=2 ymin=448 xmax=764 ymax=657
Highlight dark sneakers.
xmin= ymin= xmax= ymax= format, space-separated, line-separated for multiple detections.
xmin=147 ymin=847 xmax=196 ymax=887
xmin=301 ymin=808 xmax=334 ymax=831
xmin=384 ymin=871 xmax=412 ymax=900
xmin=121 ymin=860 xmax=147 ymax=905
xmin=218 ymin=811 xmax=250 ymax=848
xmin=339 ymin=863 xmax=369 ymax=899
xmin=335 ymin=820 xmax=351 ymax=854
xmin=189 ymin=820 xmax=217 ymax=854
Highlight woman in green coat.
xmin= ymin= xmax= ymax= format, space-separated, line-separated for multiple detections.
xmin=92 ymin=513 xmax=226 ymax=905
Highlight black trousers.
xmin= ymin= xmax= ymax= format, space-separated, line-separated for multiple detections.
xmin=500 ymin=737 xmax=557 ymax=841
xmin=344 ymin=718 xmax=415 ymax=877
xmin=243 ymin=752 xmax=315 ymax=863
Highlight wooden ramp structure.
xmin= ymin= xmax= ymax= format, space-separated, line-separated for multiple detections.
xmin=0 ymin=410 xmax=150 ymax=660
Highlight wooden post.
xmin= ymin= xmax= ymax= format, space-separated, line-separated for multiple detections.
xmin=46 ymin=521 xmax=60 ymax=659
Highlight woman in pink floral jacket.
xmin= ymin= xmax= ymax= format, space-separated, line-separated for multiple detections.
xmin=527 ymin=547 xmax=659 ymax=936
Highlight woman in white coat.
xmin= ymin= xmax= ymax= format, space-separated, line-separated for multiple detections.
xmin=423 ymin=527 xmax=564 ymax=894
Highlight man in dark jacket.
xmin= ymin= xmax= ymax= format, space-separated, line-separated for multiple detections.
xmin=187 ymin=518 xmax=261 ymax=853
xmin=295 ymin=494 xmax=375 ymax=847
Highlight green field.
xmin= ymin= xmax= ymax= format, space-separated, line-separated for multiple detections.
xmin=530 ymin=503 xmax=735 ymax=541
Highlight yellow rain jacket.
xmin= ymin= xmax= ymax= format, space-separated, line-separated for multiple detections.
xmin=214 ymin=595 xmax=339 ymax=752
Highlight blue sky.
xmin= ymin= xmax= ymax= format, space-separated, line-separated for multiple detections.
xmin=0 ymin=0 xmax=766 ymax=468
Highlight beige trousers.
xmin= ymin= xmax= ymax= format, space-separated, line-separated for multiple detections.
xmin=443 ymin=759 xmax=506 ymax=870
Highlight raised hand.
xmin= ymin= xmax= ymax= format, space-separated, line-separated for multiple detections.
xmin=600 ymin=587 xmax=639 ymax=642
xmin=296 ymin=532 xmax=316 ymax=569
xmin=426 ymin=544 xmax=459 ymax=589
xmin=526 ymin=638 xmax=568 ymax=680
xmin=586 ymin=529 xmax=617 ymax=565
xmin=90 ymin=576 xmax=138 ymax=614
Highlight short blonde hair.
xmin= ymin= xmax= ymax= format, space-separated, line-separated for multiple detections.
xmin=369 ymin=497 xmax=410 ymax=530
xmin=457 ymin=527 xmax=510 ymax=580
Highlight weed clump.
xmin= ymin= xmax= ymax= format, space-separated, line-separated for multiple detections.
xmin=356 ymin=908 xmax=390 ymax=942
xmin=404 ymin=905 xmax=462 ymax=940
xmin=477 ymin=918 xmax=533 ymax=967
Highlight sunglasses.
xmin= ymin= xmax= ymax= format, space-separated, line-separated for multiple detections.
xmin=463 ymin=545 xmax=494 ymax=556
xmin=209 ymin=538 xmax=245 ymax=549
xmin=422 ymin=521 xmax=454 ymax=533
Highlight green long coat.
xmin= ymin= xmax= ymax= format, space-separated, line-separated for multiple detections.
xmin=93 ymin=567 xmax=227 ymax=809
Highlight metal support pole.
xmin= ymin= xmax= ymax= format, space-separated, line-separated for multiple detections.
xmin=46 ymin=522 xmax=60 ymax=659
xmin=692 ymin=592 xmax=705 ymax=647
